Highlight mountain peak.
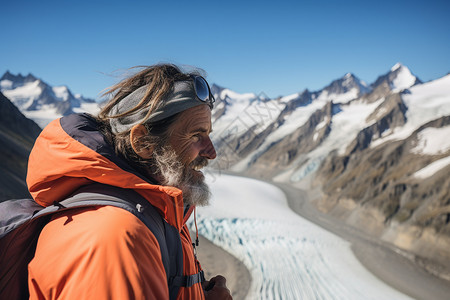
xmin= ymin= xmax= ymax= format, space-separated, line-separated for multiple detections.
xmin=1 ymin=71 xmax=15 ymax=81
xmin=0 ymin=71 xmax=39 ymax=84
xmin=321 ymin=72 xmax=369 ymax=99
xmin=341 ymin=73 xmax=362 ymax=87
xmin=343 ymin=72 xmax=354 ymax=79
xmin=25 ymin=73 xmax=38 ymax=81
xmin=391 ymin=62 xmax=403 ymax=72
xmin=371 ymin=63 xmax=420 ymax=92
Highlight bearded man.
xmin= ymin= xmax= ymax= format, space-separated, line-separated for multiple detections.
xmin=26 ymin=64 xmax=232 ymax=299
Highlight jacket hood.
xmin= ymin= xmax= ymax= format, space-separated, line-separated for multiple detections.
xmin=27 ymin=113 xmax=186 ymax=230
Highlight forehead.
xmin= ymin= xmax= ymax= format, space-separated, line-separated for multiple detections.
xmin=171 ymin=105 xmax=212 ymax=133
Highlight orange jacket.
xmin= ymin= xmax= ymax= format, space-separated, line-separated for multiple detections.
xmin=26 ymin=114 xmax=205 ymax=300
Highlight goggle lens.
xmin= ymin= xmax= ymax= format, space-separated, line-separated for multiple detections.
xmin=192 ymin=75 xmax=214 ymax=108
xmin=194 ymin=76 xmax=209 ymax=101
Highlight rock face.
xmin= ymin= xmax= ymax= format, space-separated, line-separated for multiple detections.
xmin=0 ymin=92 xmax=41 ymax=201
xmin=246 ymin=100 xmax=334 ymax=178
xmin=209 ymin=63 xmax=450 ymax=275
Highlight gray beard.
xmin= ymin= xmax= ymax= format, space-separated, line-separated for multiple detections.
xmin=151 ymin=147 xmax=211 ymax=207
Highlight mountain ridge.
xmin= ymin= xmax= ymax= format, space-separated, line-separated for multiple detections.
xmin=208 ymin=63 xmax=450 ymax=278
xmin=0 ymin=71 xmax=99 ymax=128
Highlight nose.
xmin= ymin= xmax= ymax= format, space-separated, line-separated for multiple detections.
xmin=200 ymin=137 xmax=216 ymax=160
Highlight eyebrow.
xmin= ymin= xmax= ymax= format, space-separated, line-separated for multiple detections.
xmin=191 ymin=127 xmax=213 ymax=134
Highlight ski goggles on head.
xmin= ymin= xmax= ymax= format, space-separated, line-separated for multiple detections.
xmin=110 ymin=74 xmax=215 ymax=133
xmin=190 ymin=74 xmax=215 ymax=109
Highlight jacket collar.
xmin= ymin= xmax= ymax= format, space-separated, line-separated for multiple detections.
xmin=27 ymin=113 xmax=186 ymax=230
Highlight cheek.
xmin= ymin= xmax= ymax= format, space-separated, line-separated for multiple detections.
xmin=174 ymin=140 xmax=197 ymax=164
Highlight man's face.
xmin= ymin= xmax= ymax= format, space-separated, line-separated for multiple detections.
xmin=167 ymin=105 xmax=216 ymax=175
xmin=152 ymin=105 xmax=216 ymax=206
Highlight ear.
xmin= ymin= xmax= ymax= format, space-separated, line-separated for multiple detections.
xmin=130 ymin=124 xmax=154 ymax=159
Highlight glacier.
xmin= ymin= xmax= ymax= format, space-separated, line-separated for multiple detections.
xmin=195 ymin=173 xmax=412 ymax=300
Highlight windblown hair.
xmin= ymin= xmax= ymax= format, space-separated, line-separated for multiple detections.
xmin=96 ymin=64 xmax=196 ymax=169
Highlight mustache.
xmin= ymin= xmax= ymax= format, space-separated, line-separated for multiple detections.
xmin=189 ymin=156 xmax=209 ymax=170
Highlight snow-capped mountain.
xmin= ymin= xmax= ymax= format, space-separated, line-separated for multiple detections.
xmin=210 ymin=63 xmax=422 ymax=175
xmin=0 ymin=71 xmax=100 ymax=128
xmin=209 ymin=63 xmax=450 ymax=272
xmin=371 ymin=63 xmax=421 ymax=92
xmin=316 ymin=72 xmax=370 ymax=104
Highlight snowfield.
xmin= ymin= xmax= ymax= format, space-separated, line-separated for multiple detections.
xmin=411 ymin=126 xmax=450 ymax=155
xmin=413 ymin=156 xmax=450 ymax=179
xmin=195 ymin=173 xmax=412 ymax=300
xmin=371 ymin=74 xmax=450 ymax=149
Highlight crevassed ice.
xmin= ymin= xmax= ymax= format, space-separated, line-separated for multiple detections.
xmin=196 ymin=174 xmax=413 ymax=300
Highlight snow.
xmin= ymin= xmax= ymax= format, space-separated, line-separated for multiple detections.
xmin=73 ymin=102 xmax=101 ymax=116
xmin=413 ymin=156 xmax=450 ymax=179
xmin=331 ymin=100 xmax=382 ymax=155
xmin=196 ymin=173 xmax=412 ymax=300
xmin=212 ymin=90 xmax=255 ymax=131
xmin=212 ymin=66 xmax=445 ymax=182
xmin=391 ymin=65 xmax=416 ymax=92
xmin=410 ymin=125 xmax=450 ymax=179
xmin=391 ymin=63 xmax=402 ymax=72
xmin=229 ymin=97 xmax=326 ymax=172
xmin=315 ymin=117 xmax=328 ymax=131
xmin=0 ymin=79 xmax=13 ymax=90
xmin=22 ymin=102 xmax=101 ymax=128
xmin=1 ymin=75 xmax=101 ymax=128
xmin=229 ymin=88 xmax=382 ymax=175
xmin=288 ymin=98 xmax=383 ymax=181
xmin=315 ymin=73 xmax=368 ymax=105
xmin=343 ymin=72 xmax=353 ymax=80
xmin=371 ymin=74 xmax=450 ymax=148
xmin=317 ymin=88 xmax=360 ymax=104
xmin=271 ymin=100 xmax=325 ymax=140
xmin=279 ymin=92 xmax=301 ymax=103
xmin=53 ymin=86 xmax=70 ymax=101
xmin=220 ymin=89 xmax=256 ymax=102
xmin=215 ymin=101 xmax=225 ymax=111
xmin=313 ymin=117 xmax=328 ymax=142
xmin=212 ymin=92 xmax=286 ymax=163
xmin=313 ymin=132 xmax=319 ymax=141
xmin=2 ymin=80 xmax=42 ymax=108
xmin=411 ymin=126 xmax=450 ymax=155
xmin=21 ymin=105 xmax=61 ymax=128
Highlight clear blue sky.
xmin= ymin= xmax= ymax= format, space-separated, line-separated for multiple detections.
xmin=1 ymin=0 xmax=449 ymax=100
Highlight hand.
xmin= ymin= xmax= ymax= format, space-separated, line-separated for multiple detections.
xmin=203 ymin=275 xmax=233 ymax=300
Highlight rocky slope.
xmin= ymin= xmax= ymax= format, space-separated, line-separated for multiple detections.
xmin=0 ymin=92 xmax=41 ymax=201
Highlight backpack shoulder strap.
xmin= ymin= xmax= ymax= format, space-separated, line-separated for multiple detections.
xmin=69 ymin=185 xmax=205 ymax=299
xmin=0 ymin=198 xmax=43 ymax=238
xmin=62 ymin=184 xmax=190 ymax=300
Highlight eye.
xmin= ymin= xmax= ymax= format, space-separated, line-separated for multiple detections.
xmin=191 ymin=134 xmax=201 ymax=141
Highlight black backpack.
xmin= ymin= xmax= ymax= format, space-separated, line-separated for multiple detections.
xmin=0 ymin=184 xmax=204 ymax=300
